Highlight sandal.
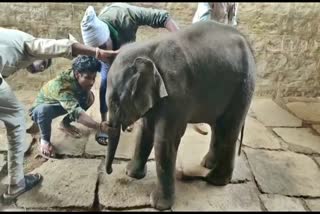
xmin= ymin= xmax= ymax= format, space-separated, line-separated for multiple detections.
xmin=3 ymin=173 xmax=43 ymax=200
xmin=38 ymin=142 xmax=56 ymax=159
xmin=95 ymin=132 xmax=108 ymax=146
xmin=58 ymin=122 xmax=82 ymax=138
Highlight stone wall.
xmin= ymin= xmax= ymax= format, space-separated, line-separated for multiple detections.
xmin=1 ymin=2 xmax=319 ymax=98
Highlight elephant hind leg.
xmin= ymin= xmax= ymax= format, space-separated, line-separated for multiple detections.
xmin=203 ymin=82 xmax=253 ymax=186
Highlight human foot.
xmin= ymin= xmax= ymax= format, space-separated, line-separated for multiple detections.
xmin=38 ymin=140 xmax=56 ymax=159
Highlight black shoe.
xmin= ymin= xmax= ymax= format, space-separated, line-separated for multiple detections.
xmin=2 ymin=173 xmax=43 ymax=200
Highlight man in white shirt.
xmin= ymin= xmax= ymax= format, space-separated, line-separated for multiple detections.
xmin=0 ymin=27 xmax=117 ymax=200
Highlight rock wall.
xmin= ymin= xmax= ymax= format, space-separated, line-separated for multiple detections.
xmin=0 ymin=2 xmax=319 ymax=98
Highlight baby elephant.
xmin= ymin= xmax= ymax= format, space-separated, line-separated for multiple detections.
xmin=104 ymin=20 xmax=256 ymax=210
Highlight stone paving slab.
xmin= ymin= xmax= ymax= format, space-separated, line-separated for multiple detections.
xmin=243 ymin=117 xmax=281 ymax=149
xmin=104 ymin=208 xmax=161 ymax=212
xmin=0 ymin=154 xmax=6 ymax=174
xmin=176 ymin=125 xmax=211 ymax=179
xmin=259 ymin=194 xmax=306 ymax=211
xmin=312 ymin=125 xmax=320 ymax=134
xmin=172 ymin=182 xmax=261 ymax=211
xmin=273 ymin=128 xmax=320 ymax=154
xmin=244 ymin=148 xmax=320 ymax=197
xmin=16 ymin=158 xmax=101 ymax=209
xmin=99 ymin=161 xmax=260 ymax=211
xmin=0 ymin=121 xmax=4 ymax=129
xmin=113 ymin=127 xmax=155 ymax=160
xmin=0 ymin=180 xmax=6 ymax=197
xmin=176 ymin=125 xmax=252 ymax=182
xmin=85 ymin=133 xmax=107 ymax=156
xmin=250 ymin=98 xmax=302 ymax=127
xmin=50 ymin=117 xmax=90 ymax=156
xmin=314 ymin=157 xmax=320 ymax=166
xmin=305 ymin=199 xmax=320 ymax=211
xmin=85 ymin=123 xmax=155 ymax=160
xmin=98 ymin=162 xmax=157 ymax=209
xmin=286 ymin=102 xmax=320 ymax=123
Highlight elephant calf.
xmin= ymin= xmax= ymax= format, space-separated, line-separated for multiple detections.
xmin=104 ymin=20 xmax=256 ymax=210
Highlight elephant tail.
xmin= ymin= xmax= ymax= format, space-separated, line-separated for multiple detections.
xmin=237 ymin=122 xmax=245 ymax=156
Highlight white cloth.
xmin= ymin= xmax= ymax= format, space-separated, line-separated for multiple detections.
xmin=192 ymin=3 xmax=211 ymax=23
xmin=192 ymin=2 xmax=238 ymax=26
xmin=81 ymin=6 xmax=110 ymax=47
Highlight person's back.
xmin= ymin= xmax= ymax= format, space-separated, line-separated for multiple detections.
xmin=97 ymin=3 xmax=171 ymax=49
xmin=0 ymin=28 xmax=34 ymax=77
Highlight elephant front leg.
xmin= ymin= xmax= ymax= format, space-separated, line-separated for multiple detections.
xmin=150 ymin=116 xmax=186 ymax=210
xmin=126 ymin=116 xmax=154 ymax=179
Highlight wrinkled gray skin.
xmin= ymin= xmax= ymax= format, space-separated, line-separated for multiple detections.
xmin=105 ymin=20 xmax=256 ymax=210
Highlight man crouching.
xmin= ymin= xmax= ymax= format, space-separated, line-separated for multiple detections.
xmin=28 ymin=55 xmax=103 ymax=158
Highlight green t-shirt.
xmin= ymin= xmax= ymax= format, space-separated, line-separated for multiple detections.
xmin=98 ymin=3 xmax=170 ymax=49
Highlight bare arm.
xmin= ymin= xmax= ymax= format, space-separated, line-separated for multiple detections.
xmin=164 ymin=17 xmax=180 ymax=32
xmin=77 ymin=111 xmax=118 ymax=136
xmin=71 ymin=43 xmax=119 ymax=63
xmin=77 ymin=111 xmax=100 ymax=130
xmin=25 ymin=38 xmax=119 ymax=63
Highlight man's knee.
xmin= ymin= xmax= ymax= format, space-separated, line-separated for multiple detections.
xmin=31 ymin=104 xmax=64 ymax=122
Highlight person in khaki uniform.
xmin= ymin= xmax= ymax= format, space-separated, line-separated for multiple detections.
xmin=192 ymin=2 xmax=238 ymax=135
xmin=0 ymin=27 xmax=117 ymax=200
xmin=80 ymin=3 xmax=180 ymax=145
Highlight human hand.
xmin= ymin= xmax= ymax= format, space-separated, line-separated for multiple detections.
xmin=96 ymin=48 xmax=120 ymax=63
xmin=99 ymin=121 xmax=119 ymax=138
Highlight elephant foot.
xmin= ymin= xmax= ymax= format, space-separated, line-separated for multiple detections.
xmin=125 ymin=161 xmax=147 ymax=179
xmin=150 ymin=189 xmax=174 ymax=211
xmin=205 ymin=167 xmax=233 ymax=186
xmin=201 ymin=152 xmax=217 ymax=169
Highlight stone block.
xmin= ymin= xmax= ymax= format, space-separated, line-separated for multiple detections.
xmin=251 ymin=98 xmax=302 ymax=127
xmin=245 ymin=148 xmax=320 ymax=197
xmin=243 ymin=117 xmax=281 ymax=149
xmin=259 ymin=194 xmax=306 ymax=211
xmin=286 ymin=102 xmax=320 ymax=123
xmin=305 ymin=199 xmax=320 ymax=211
xmin=17 ymin=159 xmax=101 ymax=208
xmin=273 ymin=128 xmax=320 ymax=154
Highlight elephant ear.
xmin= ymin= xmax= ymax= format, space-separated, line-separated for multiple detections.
xmin=130 ymin=57 xmax=168 ymax=117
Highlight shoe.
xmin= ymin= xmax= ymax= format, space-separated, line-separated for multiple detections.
xmin=3 ymin=173 xmax=43 ymax=200
xmin=193 ymin=123 xmax=209 ymax=135
xmin=95 ymin=132 xmax=108 ymax=146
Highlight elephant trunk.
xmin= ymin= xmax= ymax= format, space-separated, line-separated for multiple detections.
xmin=105 ymin=127 xmax=120 ymax=174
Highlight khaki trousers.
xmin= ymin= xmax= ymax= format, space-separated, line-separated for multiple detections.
xmin=0 ymin=78 xmax=25 ymax=185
